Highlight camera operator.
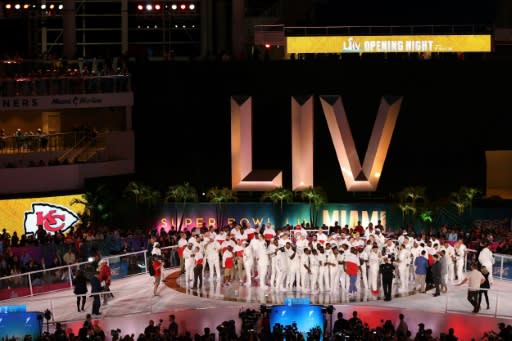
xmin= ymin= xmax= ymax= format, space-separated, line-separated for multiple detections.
xmin=217 ymin=320 xmax=237 ymax=341
xmin=144 ymin=319 xmax=163 ymax=339
xmin=111 ymin=328 xmax=122 ymax=341
xmin=332 ymin=312 xmax=350 ymax=337
xmin=239 ymin=309 xmax=260 ymax=340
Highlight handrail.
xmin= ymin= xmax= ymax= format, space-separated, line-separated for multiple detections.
xmin=0 ymin=131 xmax=81 ymax=156
xmin=0 ymin=245 xmax=178 ymax=301
xmin=0 ymin=74 xmax=131 ymax=97
xmin=58 ymin=135 xmax=90 ymax=163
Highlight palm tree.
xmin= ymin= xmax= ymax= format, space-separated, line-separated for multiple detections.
xmin=450 ymin=191 xmax=467 ymax=216
xmin=70 ymin=184 xmax=112 ymax=227
xmin=123 ymin=181 xmax=145 ymax=204
xmin=460 ymin=186 xmax=480 ymax=216
xmin=299 ymin=187 xmax=327 ymax=228
xmin=141 ymin=187 xmax=161 ymax=207
xmin=396 ymin=186 xmax=426 ymax=226
xmin=206 ymin=187 xmax=237 ymax=228
xmin=123 ymin=181 xmax=162 ymax=226
xmin=401 ymin=186 xmax=426 ymax=206
xmin=165 ymin=182 xmax=198 ymax=231
xmin=261 ymin=187 xmax=294 ymax=228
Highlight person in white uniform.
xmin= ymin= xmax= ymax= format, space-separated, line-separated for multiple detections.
xmin=183 ymin=242 xmax=195 ymax=286
xmin=300 ymin=248 xmax=311 ymax=292
xmin=267 ymin=238 xmax=279 ymax=288
xmin=250 ymin=233 xmax=269 ymax=289
xmin=443 ymin=241 xmax=455 ymax=283
xmin=454 ymin=240 xmax=466 ymax=282
xmin=478 ymin=243 xmax=494 ymax=285
xmin=275 ymin=247 xmax=289 ymax=291
xmin=397 ymin=244 xmax=410 ymax=291
xmin=242 ymin=241 xmax=254 ymax=287
xmin=368 ymin=245 xmax=381 ymax=296
xmin=309 ymin=248 xmax=320 ymax=293
xmin=205 ymin=238 xmax=222 ymax=282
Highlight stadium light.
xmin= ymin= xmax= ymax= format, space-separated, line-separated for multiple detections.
xmin=171 ymin=4 xmax=177 ymax=10
xmin=5 ymin=3 xmax=12 ymax=9
xmin=23 ymin=4 xmax=30 ymax=9
xmin=58 ymin=4 xmax=63 ymax=10
xmin=49 ymin=4 xmax=54 ymax=9
xmin=154 ymin=4 xmax=161 ymax=10
xmin=146 ymin=4 xmax=152 ymax=11
xmin=14 ymin=3 xmax=21 ymax=9
xmin=137 ymin=4 xmax=143 ymax=10
xmin=40 ymin=4 xmax=46 ymax=9
xmin=189 ymin=4 xmax=195 ymax=10
xmin=180 ymin=4 xmax=186 ymax=10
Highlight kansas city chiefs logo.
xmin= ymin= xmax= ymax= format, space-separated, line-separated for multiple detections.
xmin=24 ymin=203 xmax=80 ymax=234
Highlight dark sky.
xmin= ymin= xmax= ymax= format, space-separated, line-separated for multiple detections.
xmin=311 ymin=0 xmax=496 ymax=26
xmin=131 ymin=59 xmax=512 ymax=202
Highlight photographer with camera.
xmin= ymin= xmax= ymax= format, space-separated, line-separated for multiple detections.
xmin=217 ymin=320 xmax=237 ymax=341
xmin=144 ymin=319 xmax=163 ymax=339
xmin=111 ymin=328 xmax=122 ymax=341
xmin=239 ymin=308 xmax=260 ymax=340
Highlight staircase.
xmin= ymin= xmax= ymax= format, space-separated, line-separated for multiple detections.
xmin=58 ymin=134 xmax=105 ymax=164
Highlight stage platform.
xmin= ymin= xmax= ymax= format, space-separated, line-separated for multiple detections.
xmin=5 ymin=269 xmax=512 ymax=340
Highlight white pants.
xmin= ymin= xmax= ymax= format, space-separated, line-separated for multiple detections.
xmin=244 ymin=260 xmax=253 ymax=286
xmin=270 ymin=257 xmax=278 ymax=287
xmin=330 ymin=268 xmax=340 ymax=292
xmin=300 ymin=270 xmax=310 ymax=291
xmin=276 ymin=268 xmax=287 ymax=290
xmin=310 ymin=269 xmax=319 ymax=292
xmin=456 ymin=259 xmax=464 ymax=281
xmin=287 ymin=266 xmax=300 ymax=289
xmin=185 ymin=263 xmax=194 ymax=284
xmin=257 ymin=259 xmax=269 ymax=288
xmin=207 ymin=258 xmax=221 ymax=281
xmin=318 ymin=266 xmax=330 ymax=291
xmin=360 ymin=265 xmax=368 ymax=289
xmin=369 ymin=266 xmax=379 ymax=292
xmin=446 ymin=262 xmax=454 ymax=282
xmin=398 ymin=265 xmax=408 ymax=289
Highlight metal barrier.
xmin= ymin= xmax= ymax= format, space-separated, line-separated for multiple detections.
xmin=0 ymin=245 xmax=178 ymax=302
xmin=0 ymin=75 xmax=131 ymax=97
xmin=0 ymin=131 xmax=79 ymax=155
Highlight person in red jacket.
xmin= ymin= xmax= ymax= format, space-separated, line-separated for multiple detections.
xmin=152 ymin=254 xmax=163 ymax=296
xmin=98 ymin=259 xmax=112 ymax=304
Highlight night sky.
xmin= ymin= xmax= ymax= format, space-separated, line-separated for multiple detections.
xmin=130 ymin=59 xmax=512 ymax=202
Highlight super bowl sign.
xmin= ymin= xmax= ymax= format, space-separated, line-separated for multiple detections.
xmin=24 ymin=203 xmax=80 ymax=235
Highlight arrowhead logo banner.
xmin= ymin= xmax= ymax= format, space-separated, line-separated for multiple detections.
xmin=24 ymin=203 xmax=80 ymax=234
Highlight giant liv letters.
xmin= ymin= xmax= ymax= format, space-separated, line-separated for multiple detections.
xmin=231 ymin=95 xmax=403 ymax=192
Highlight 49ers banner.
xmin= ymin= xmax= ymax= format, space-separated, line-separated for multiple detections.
xmin=0 ymin=194 xmax=85 ymax=236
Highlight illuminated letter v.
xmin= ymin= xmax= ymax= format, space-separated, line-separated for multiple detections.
xmin=319 ymin=95 xmax=403 ymax=191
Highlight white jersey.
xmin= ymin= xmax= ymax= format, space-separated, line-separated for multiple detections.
xmin=444 ymin=245 xmax=455 ymax=264
xmin=369 ymin=251 xmax=380 ymax=268
xmin=478 ymin=247 xmax=494 ymax=266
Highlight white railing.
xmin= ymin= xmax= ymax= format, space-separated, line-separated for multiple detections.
xmin=0 ymin=245 xmax=178 ymax=302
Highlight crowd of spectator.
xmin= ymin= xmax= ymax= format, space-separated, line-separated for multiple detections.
xmin=31 ymin=309 xmax=512 ymax=341
xmin=1 ymin=217 xmax=511 ymax=281
xmin=0 ymin=55 xmax=131 ymax=97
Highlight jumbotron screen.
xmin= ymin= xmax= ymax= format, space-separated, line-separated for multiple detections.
xmin=269 ymin=304 xmax=325 ymax=340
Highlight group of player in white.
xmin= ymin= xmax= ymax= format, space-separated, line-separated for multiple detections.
xmin=176 ymin=223 xmax=478 ymax=296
